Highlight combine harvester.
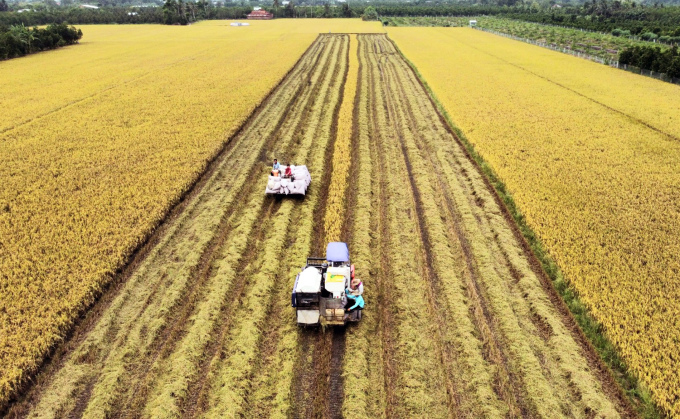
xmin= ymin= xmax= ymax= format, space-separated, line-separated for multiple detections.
xmin=291 ymin=242 xmax=363 ymax=326
xmin=265 ymin=165 xmax=311 ymax=195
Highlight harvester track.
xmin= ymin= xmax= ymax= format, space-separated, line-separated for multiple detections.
xmin=339 ymin=34 xmax=633 ymax=418
xmin=6 ymin=34 xmax=349 ymax=419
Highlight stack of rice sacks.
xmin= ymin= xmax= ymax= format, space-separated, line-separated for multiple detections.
xmin=266 ymin=165 xmax=312 ymax=195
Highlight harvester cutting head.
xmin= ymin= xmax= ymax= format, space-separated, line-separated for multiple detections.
xmin=291 ymin=242 xmax=363 ymax=326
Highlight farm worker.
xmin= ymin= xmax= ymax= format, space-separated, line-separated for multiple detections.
xmin=345 ymin=288 xmax=364 ymax=313
xmin=349 ymin=277 xmax=363 ymax=297
xmin=272 ymin=159 xmax=280 ymax=171
xmin=284 ymin=164 xmax=293 ymax=178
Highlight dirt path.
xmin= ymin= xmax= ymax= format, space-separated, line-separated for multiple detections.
xmin=6 ymin=33 xmax=634 ymax=419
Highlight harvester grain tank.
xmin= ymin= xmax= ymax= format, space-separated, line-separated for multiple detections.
xmin=291 ymin=242 xmax=362 ymax=326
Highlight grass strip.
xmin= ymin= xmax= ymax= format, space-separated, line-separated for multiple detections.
xmin=390 ymin=36 xmax=661 ymax=419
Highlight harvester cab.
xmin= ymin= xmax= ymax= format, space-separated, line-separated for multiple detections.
xmin=291 ymin=242 xmax=362 ymax=326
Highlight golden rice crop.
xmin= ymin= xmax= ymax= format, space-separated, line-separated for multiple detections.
xmin=0 ymin=19 xmax=381 ymax=408
xmin=389 ymin=26 xmax=680 ymax=416
xmin=324 ymin=34 xmax=358 ymax=243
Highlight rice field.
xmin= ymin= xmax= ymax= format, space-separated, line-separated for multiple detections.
xmin=0 ymin=19 xmax=382 ymax=411
xmin=1 ymin=19 xmax=675 ymax=419
xmin=389 ymin=26 xmax=680 ymax=416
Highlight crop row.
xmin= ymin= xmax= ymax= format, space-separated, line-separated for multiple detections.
xmin=0 ymin=22 xmax=322 ymax=409
xmin=323 ymin=34 xmax=357 ymax=244
xmin=342 ymin=33 xmax=628 ymax=418
xmin=7 ymin=34 xmax=349 ymax=418
xmin=390 ymin=26 xmax=680 ymax=416
xmin=385 ymin=16 xmax=673 ymax=59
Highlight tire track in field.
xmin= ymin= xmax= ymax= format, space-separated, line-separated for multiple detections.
xmin=391 ymin=37 xmax=635 ymax=418
xmin=368 ymin=35 xmax=467 ymax=417
xmin=360 ymin=33 xmax=399 ymax=416
xmin=354 ymin=33 xmax=631 ymax=418
xmin=86 ymin=36 xmax=327 ymax=418
xmin=8 ymin=35 xmax=328 ymax=419
xmin=289 ymin=34 xmax=350 ymax=419
xmin=373 ymin=34 xmax=531 ymax=417
xmin=392 ymin=61 xmax=531 ymax=416
xmin=374 ymin=34 xmax=554 ymax=417
xmin=377 ymin=33 xmax=629 ymax=418
xmin=180 ymin=197 xmax=280 ymax=418
xmin=118 ymin=35 xmax=331 ymax=417
xmin=182 ymin=34 xmax=348 ymax=419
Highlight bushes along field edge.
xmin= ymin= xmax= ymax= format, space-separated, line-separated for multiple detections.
xmin=387 ymin=36 xmax=662 ymax=419
xmin=0 ymin=23 xmax=82 ymax=61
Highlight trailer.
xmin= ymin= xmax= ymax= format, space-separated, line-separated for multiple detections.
xmin=265 ymin=165 xmax=311 ymax=195
xmin=291 ymin=242 xmax=363 ymax=326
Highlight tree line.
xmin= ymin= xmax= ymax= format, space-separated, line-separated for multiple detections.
xmin=2 ymin=1 xmax=679 ymax=35
xmin=619 ymin=44 xmax=680 ymax=76
xmin=0 ymin=22 xmax=82 ymax=60
xmin=0 ymin=5 xmax=251 ymax=26
xmin=161 ymin=1 xmax=250 ymax=25
xmin=351 ymin=2 xmax=680 ymax=37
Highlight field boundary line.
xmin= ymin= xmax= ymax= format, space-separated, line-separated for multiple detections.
xmin=462 ymin=32 xmax=680 ymax=143
xmin=0 ymin=34 xmax=323 ymax=418
xmin=0 ymin=49 xmax=213 ymax=137
xmin=387 ymin=35 xmax=652 ymax=418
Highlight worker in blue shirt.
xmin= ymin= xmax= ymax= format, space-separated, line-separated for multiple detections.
xmin=345 ymin=278 xmax=365 ymax=313
xmin=272 ymin=159 xmax=280 ymax=171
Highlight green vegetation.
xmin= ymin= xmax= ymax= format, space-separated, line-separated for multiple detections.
xmin=0 ymin=22 xmax=81 ymax=60
xmin=0 ymin=5 xmax=251 ymax=26
xmin=355 ymin=3 xmax=680 ymax=37
xmin=619 ymin=44 xmax=680 ymax=77
xmin=386 ymin=16 xmax=673 ymax=62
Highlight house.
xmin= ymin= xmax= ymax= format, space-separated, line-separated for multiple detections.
xmin=247 ymin=9 xmax=273 ymax=19
xmin=469 ymin=19 xmax=477 ymax=27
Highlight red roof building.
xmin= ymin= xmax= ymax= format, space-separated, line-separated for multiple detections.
xmin=247 ymin=9 xmax=274 ymax=19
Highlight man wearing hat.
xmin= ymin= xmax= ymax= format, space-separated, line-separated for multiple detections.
xmin=345 ymin=278 xmax=365 ymax=315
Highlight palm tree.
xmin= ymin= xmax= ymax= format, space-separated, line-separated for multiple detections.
xmin=9 ymin=24 xmax=36 ymax=54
